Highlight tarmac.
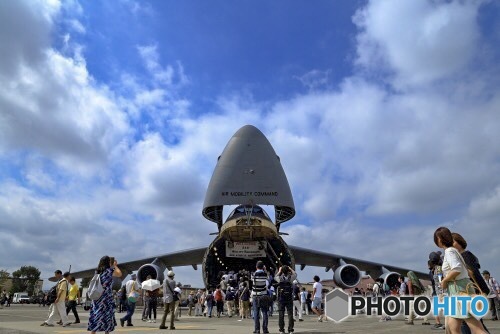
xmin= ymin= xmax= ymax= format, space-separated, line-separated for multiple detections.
xmin=1 ymin=304 xmax=499 ymax=334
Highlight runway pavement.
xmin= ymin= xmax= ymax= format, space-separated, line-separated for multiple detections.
xmin=1 ymin=304 xmax=499 ymax=334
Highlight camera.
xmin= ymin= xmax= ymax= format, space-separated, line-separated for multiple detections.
xmin=281 ymin=265 xmax=290 ymax=275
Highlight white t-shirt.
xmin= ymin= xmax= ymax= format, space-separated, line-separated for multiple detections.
xmin=300 ymin=291 xmax=307 ymax=303
xmin=442 ymin=247 xmax=468 ymax=281
xmin=313 ymin=281 xmax=323 ymax=299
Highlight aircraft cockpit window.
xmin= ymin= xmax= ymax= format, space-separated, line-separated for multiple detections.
xmin=227 ymin=205 xmax=270 ymax=220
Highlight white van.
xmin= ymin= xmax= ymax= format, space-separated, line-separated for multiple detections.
xmin=13 ymin=292 xmax=30 ymax=304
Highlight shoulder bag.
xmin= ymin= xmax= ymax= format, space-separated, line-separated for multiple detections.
xmin=128 ymin=281 xmax=139 ymax=303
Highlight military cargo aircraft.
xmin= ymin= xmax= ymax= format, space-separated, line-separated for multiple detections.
xmin=71 ymin=125 xmax=427 ymax=290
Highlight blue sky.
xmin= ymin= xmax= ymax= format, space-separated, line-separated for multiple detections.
xmin=1 ymin=0 xmax=499 ymax=288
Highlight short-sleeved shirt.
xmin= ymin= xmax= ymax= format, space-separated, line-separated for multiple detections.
xmin=442 ymin=247 xmax=468 ymax=280
xmin=58 ymin=279 xmax=68 ymax=300
xmin=68 ymin=284 xmax=79 ymax=301
xmin=313 ymin=281 xmax=322 ymax=299
xmin=251 ymin=270 xmax=269 ymax=297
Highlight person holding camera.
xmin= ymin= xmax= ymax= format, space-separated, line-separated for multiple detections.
xmin=275 ymin=265 xmax=297 ymax=334
xmin=88 ymin=256 xmax=122 ymax=333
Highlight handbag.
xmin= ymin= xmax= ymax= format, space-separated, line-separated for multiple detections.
xmin=453 ymin=249 xmax=486 ymax=297
xmin=166 ymin=280 xmax=179 ymax=302
xmin=128 ymin=282 xmax=139 ymax=303
xmin=453 ymin=280 xmax=479 ymax=297
xmin=259 ymin=294 xmax=272 ymax=308
xmin=451 ymin=249 xmax=487 ymax=318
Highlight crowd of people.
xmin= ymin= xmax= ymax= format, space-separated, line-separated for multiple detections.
xmin=33 ymin=257 xmax=325 ymax=333
xmin=29 ymin=229 xmax=499 ymax=334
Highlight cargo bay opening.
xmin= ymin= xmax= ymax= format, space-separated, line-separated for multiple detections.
xmin=202 ymin=236 xmax=295 ymax=288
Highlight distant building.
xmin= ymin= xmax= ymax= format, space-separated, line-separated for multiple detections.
xmin=0 ymin=277 xmax=43 ymax=295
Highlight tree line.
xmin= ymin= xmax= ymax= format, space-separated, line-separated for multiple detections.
xmin=1 ymin=266 xmax=92 ymax=296
xmin=0 ymin=266 xmax=41 ymax=296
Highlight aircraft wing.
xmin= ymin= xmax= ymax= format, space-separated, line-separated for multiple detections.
xmin=70 ymin=244 xmax=428 ymax=282
xmin=289 ymin=245 xmax=429 ymax=281
xmin=70 ymin=247 xmax=207 ymax=279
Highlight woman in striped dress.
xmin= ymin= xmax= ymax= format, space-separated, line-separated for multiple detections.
xmin=88 ymin=256 xmax=122 ymax=334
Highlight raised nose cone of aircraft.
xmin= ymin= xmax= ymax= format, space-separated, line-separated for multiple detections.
xmin=202 ymin=125 xmax=295 ymax=228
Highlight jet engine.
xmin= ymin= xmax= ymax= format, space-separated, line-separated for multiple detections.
xmin=333 ymin=264 xmax=361 ymax=289
xmin=137 ymin=261 xmax=165 ymax=285
xmin=379 ymin=271 xmax=400 ymax=290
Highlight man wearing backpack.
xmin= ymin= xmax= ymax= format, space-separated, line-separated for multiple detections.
xmin=275 ymin=265 xmax=297 ymax=334
xmin=41 ymin=270 xmax=72 ymax=327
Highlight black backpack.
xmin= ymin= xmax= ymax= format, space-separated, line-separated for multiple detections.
xmin=278 ymin=279 xmax=293 ymax=301
xmin=47 ymin=285 xmax=58 ymax=304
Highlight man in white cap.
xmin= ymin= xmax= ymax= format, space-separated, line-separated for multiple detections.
xmin=159 ymin=270 xmax=177 ymax=330
xmin=120 ymin=273 xmax=140 ymax=327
